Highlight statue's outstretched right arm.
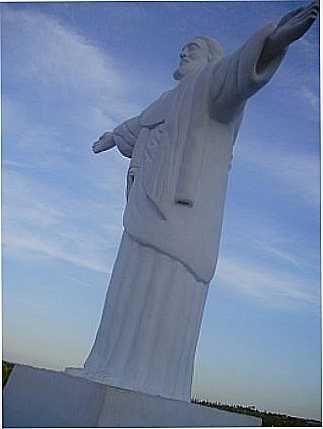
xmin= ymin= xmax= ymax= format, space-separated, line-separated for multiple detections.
xmin=92 ymin=116 xmax=141 ymax=158
xmin=257 ymin=1 xmax=319 ymax=74
xmin=211 ymin=1 xmax=319 ymax=123
xmin=92 ymin=131 xmax=116 ymax=154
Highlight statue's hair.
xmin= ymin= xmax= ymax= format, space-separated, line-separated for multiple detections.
xmin=194 ymin=35 xmax=224 ymax=62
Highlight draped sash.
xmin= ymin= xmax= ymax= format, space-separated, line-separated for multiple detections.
xmin=138 ymin=61 xmax=228 ymax=217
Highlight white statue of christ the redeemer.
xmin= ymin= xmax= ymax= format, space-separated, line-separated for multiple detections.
xmin=67 ymin=3 xmax=319 ymax=402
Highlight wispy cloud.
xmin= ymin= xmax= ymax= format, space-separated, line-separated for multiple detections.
xmin=3 ymin=230 xmax=108 ymax=274
xmin=1 ymin=8 xmax=158 ymax=195
xmin=291 ymin=37 xmax=320 ymax=115
xmin=254 ymin=243 xmax=303 ymax=268
xmin=3 ymin=10 xmax=117 ymax=93
xmin=269 ymin=29 xmax=319 ymax=115
xmin=2 ymin=166 xmax=123 ymax=274
xmin=2 ymin=96 xmax=73 ymax=173
xmin=297 ymin=35 xmax=319 ymax=66
xmin=236 ymin=139 xmax=320 ymax=207
xmin=300 ymin=85 xmax=320 ymax=112
xmin=216 ymin=255 xmax=320 ymax=311
xmin=2 ymin=8 xmax=144 ymax=134
xmin=222 ymin=209 xmax=320 ymax=274
xmin=1 ymin=9 xmax=142 ymax=276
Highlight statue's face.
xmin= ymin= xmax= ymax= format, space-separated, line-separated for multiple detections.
xmin=173 ymin=38 xmax=210 ymax=80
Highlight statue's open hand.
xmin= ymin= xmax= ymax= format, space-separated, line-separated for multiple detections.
xmin=92 ymin=132 xmax=116 ymax=154
xmin=274 ymin=1 xmax=319 ymax=48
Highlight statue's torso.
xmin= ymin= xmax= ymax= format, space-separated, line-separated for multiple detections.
xmin=124 ymin=83 xmax=236 ymax=283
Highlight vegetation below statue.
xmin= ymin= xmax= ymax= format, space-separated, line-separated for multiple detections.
xmin=3 ymin=361 xmax=14 ymax=387
xmin=192 ymin=398 xmax=321 ymax=427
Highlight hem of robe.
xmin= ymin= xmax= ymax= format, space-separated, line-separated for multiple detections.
xmin=74 ymin=232 xmax=209 ymax=402
xmin=65 ymin=367 xmax=193 ymax=402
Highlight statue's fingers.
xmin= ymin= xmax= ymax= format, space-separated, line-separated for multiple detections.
xmin=296 ymin=14 xmax=318 ymax=34
xmin=294 ymin=2 xmax=316 ymax=20
xmin=304 ymin=2 xmax=319 ymax=15
xmin=295 ymin=5 xmax=319 ymax=22
xmin=305 ymin=1 xmax=318 ymax=11
xmin=278 ymin=7 xmax=304 ymax=26
xmin=309 ymin=3 xmax=319 ymax=14
xmin=297 ymin=8 xmax=319 ymax=20
xmin=295 ymin=11 xmax=319 ymax=24
xmin=310 ymin=0 xmax=319 ymax=10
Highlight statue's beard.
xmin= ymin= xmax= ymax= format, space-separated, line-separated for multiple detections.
xmin=173 ymin=68 xmax=184 ymax=80
xmin=173 ymin=61 xmax=206 ymax=81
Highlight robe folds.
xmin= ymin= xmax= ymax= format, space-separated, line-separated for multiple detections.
xmin=119 ymin=23 xmax=286 ymax=283
xmin=76 ymin=232 xmax=209 ymax=401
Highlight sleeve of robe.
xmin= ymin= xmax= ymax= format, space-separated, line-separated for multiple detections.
xmin=111 ymin=116 xmax=142 ymax=198
xmin=211 ymin=23 xmax=287 ymax=123
xmin=112 ymin=116 xmax=141 ymax=158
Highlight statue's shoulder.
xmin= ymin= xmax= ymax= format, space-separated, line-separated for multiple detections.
xmin=139 ymin=90 xmax=174 ymax=127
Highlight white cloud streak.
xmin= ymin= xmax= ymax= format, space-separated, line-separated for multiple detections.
xmin=236 ymin=139 xmax=320 ymax=207
xmin=2 ymin=9 xmax=140 ymax=277
xmin=301 ymin=85 xmax=320 ymax=111
xmin=216 ymin=255 xmax=320 ymax=311
xmin=2 ymin=9 xmax=142 ymax=132
xmin=265 ymin=32 xmax=319 ymax=116
xmin=2 ymin=166 xmax=122 ymax=275
xmin=3 ymin=9 xmax=120 ymax=91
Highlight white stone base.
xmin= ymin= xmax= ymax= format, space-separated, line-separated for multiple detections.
xmin=3 ymin=364 xmax=262 ymax=427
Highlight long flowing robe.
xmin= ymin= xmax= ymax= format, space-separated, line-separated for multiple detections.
xmin=67 ymin=24 xmax=286 ymax=401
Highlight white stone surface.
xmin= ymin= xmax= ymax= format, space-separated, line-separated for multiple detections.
xmin=3 ymin=364 xmax=106 ymax=428
xmin=122 ymin=26 xmax=286 ymax=284
xmin=97 ymin=381 xmax=261 ymax=428
xmin=67 ymin=232 xmax=208 ymax=402
xmin=74 ymin=27 xmax=286 ymax=399
xmin=72 ymin=2 xmax=319 ymax=404
xmin=4 ymin=365 xmax=262 ymax=427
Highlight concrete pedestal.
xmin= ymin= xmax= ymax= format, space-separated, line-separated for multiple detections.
xmin=3 ymin=364 xmax=262 ymax=427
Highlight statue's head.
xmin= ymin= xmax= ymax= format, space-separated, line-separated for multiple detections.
xmin=173 ymin=36 xmax=224 ymax=80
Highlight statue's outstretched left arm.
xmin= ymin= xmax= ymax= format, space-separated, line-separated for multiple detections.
xmin=257 ymin=1 xmax=319 ymax=73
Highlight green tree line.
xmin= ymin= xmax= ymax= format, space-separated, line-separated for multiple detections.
xmin=192 ymin=398 xmax=321 ymax=427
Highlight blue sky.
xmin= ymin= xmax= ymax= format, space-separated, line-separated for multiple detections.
xmin=1 ymin=1 xmax=321 ymax=420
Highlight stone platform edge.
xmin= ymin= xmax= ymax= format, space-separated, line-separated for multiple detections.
xmin=3 ymin=364 xmax=262 ymax=427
